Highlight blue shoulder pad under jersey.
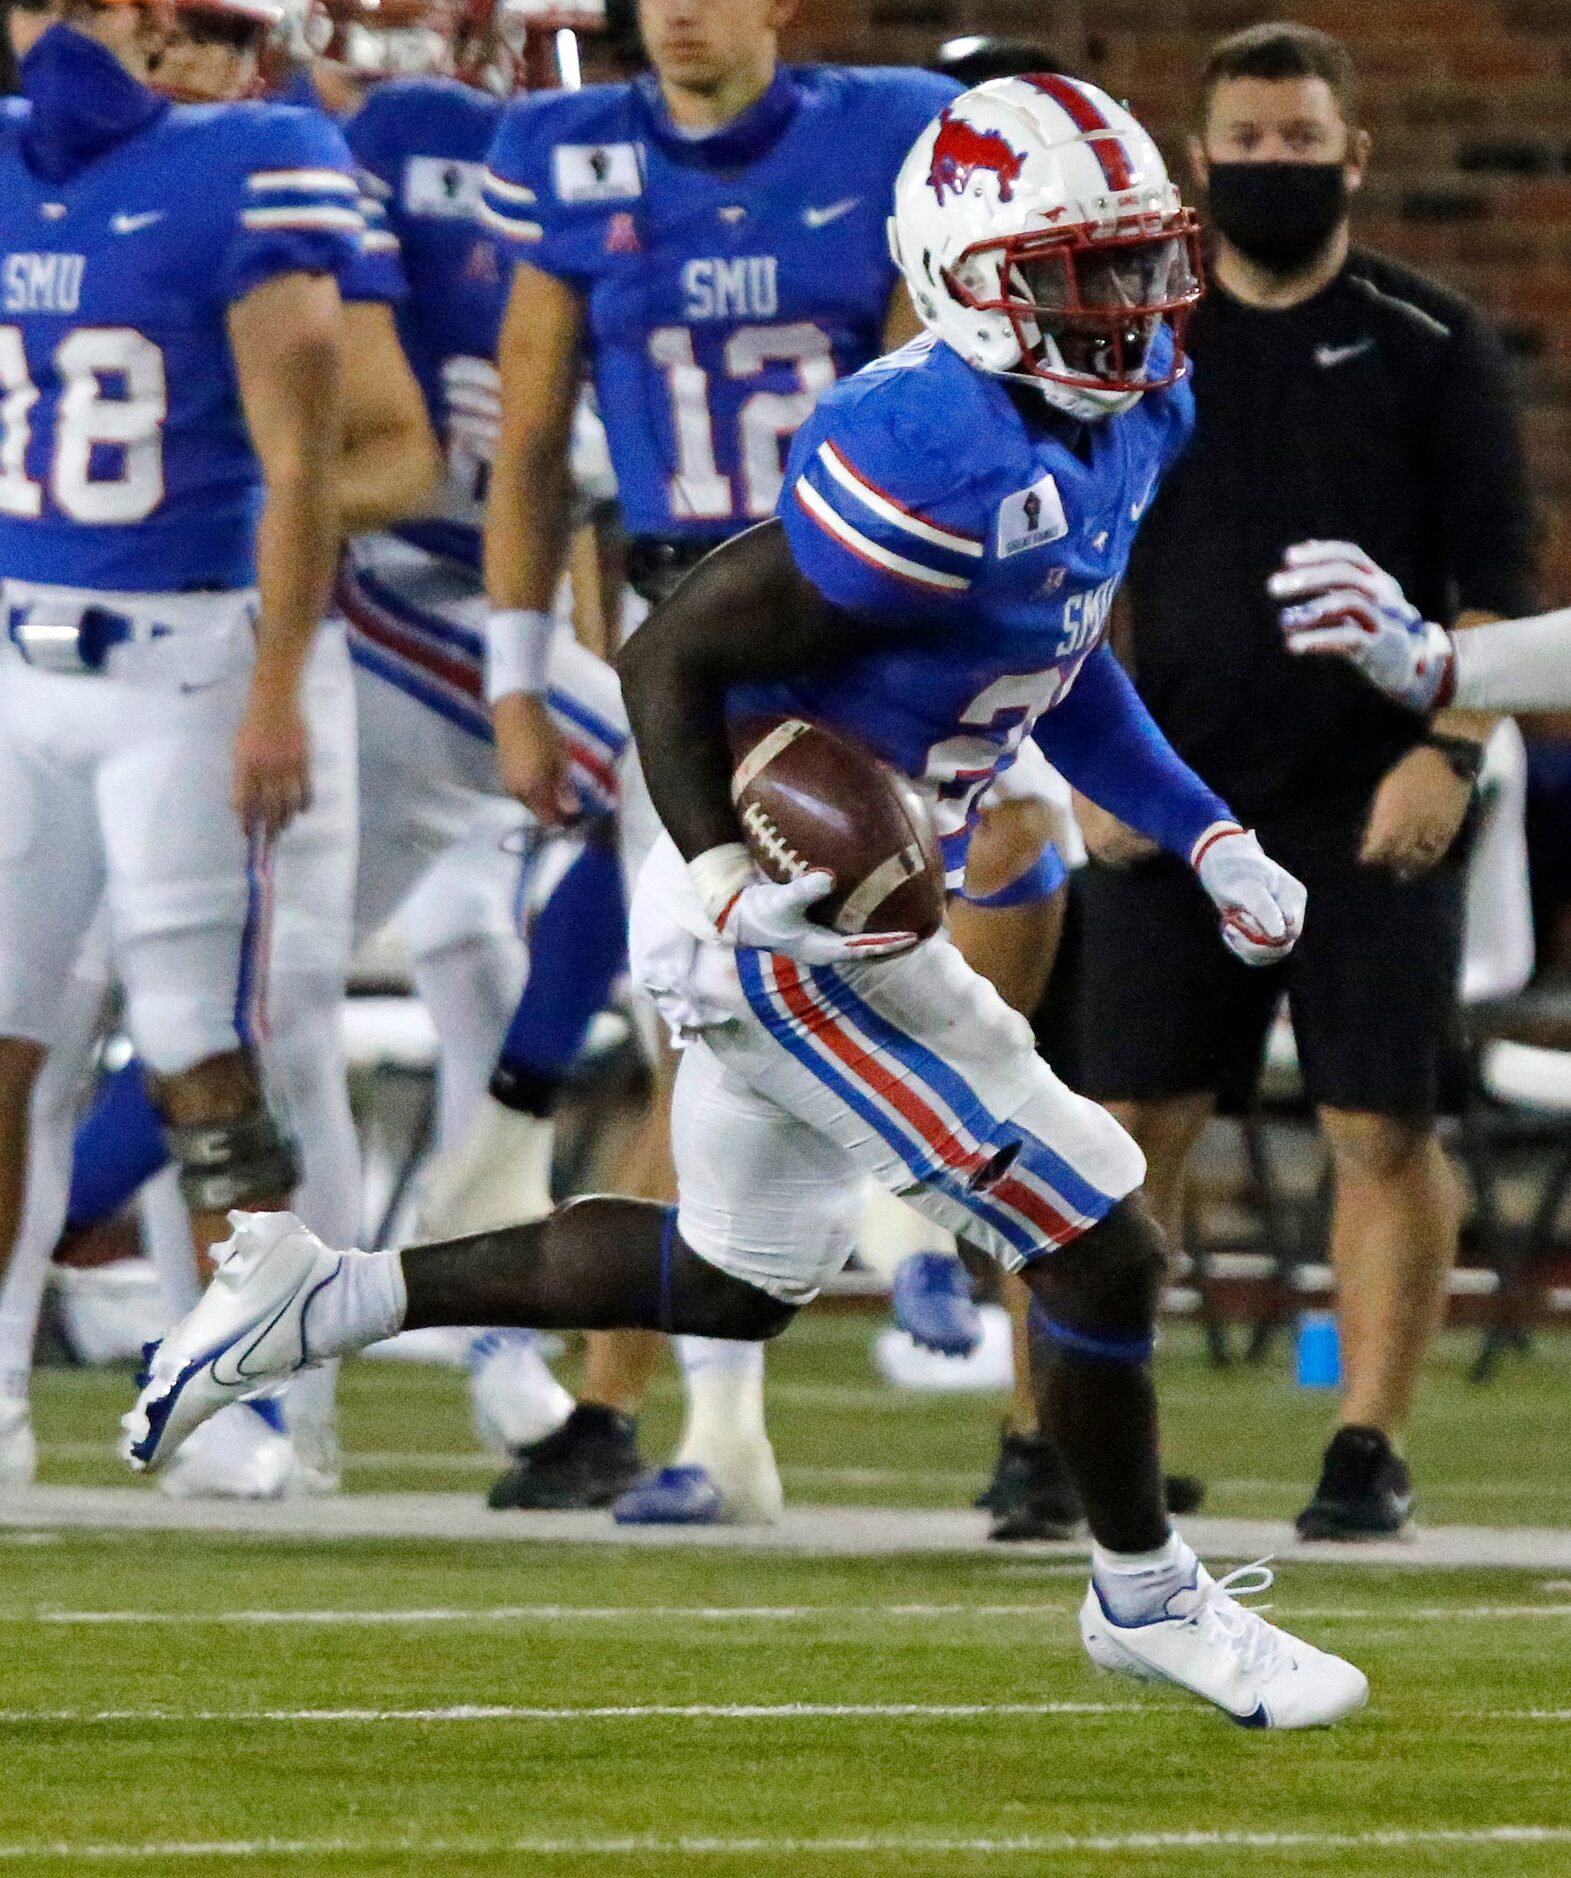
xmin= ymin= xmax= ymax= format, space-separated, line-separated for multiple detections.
xmin=480 ymin=66 xmax=959 ymax=541
xmin=736 ymin=329 xmax=1199 ymax=879
xmin=0 ymin=99 xmax=363 ymax=592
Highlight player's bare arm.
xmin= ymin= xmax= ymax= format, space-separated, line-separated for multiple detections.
xmin=617 ymin=520 xmax=874 ymax=863
xmin=483 ymin=259 xmax=586 ymax=823
xmin=336 ymin=302 xmax=442 ymax=536
xmin=228 ymin=270 xmax=345 ymax=839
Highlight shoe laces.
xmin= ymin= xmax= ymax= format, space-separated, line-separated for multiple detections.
xmin=1196 ymin=1559 xmax=1289 ymax=1679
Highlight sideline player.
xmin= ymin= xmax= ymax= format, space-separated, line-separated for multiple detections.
xmin=128 ymin=77 xmax=1369 ymax=1729
xmin=22 ymin=0 xmax=597 ymax=1477
xmin=470 ymin=0 xmax=962 ymax=1522
xmin=0 ymin=0 xmax=358 ymax=1412
xmin=1274 ymin=539 xmax=1571 ymax=714
xmin=0 ymin=0 xmax=441 ymax=1494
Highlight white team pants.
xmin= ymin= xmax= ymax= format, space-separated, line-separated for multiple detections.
xmin=0 ymin=595 xmax=261 ymax=1073
xmin=633 ymin=835 xmax=1145 ymax=1304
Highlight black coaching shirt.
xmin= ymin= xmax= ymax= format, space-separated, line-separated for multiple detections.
xmin=1124 ymin=246 xmax=1535 ymax=851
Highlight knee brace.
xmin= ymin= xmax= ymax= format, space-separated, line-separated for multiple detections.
xmin=1026 ymin=1197 xmax=1167 ymax=1364
xmin=165 ymin=1106 xmax=301 ymax=1213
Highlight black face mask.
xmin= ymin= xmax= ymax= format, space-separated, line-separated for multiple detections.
xmin=1205 ymin=161 xmax=1349 ymax=271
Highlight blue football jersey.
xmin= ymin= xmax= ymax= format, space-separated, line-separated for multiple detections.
xmin=481 ymin=65 xmax=959 ymax=542
xmin=0 ymin=98 xmax=363 ymax=592
xmin=733 ymin=331 xmax=1195 ymax=880
xmin=347 ymin=75 xmax=508 ymax=568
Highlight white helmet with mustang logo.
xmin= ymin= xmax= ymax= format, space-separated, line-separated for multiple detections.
xmin=889 ymin=74 xmax=1203 ymax=420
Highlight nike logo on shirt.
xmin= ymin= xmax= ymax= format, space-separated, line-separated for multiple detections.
xmin=1313 ymin=337 xmax=1376 ymax=369
xmin=803 ymin=197 xmax=861 ymax=228
xmin=111 ymin=211 xmax=166 ymax=236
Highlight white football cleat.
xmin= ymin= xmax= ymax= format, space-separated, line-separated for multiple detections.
xmin=1080 ymin=1559 xmax=1369 ymax=1729
xmin=122 ymin=1211 xmax=339 ymax=1474
xmin=0 ymin=1397 xmax=36 ymax=1488
xmin=158 ymin=1400 xmax=296 ymax=1501
xmin=415 ymin=1098 xmax=553 ymax=1240
xmin=468 ymin=1329 xmax=574 ymax=1455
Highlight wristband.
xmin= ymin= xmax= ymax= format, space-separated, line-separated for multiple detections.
xmin=1188 ymin=820 xmax=1245 ymax=871
xmin=484 ymin=607 xmax=554 ymax=703
xmin=687 ymin=842 xmax=754 ymax=930
xmin=1423 ymin=731 xmax=1485 ymax=787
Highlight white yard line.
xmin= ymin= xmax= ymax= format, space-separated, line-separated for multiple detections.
xmin=32 ymin=1603 xmax=1068 ymax=1627
xmin=0 ymin=1827 xmax=1566 ymax=1861
xmin=27 ymin=1601 xmax=1571 ymax=1628
xmin=0 ymin=1702 xmax=1137 ymax=1723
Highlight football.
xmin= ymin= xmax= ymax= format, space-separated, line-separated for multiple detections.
xmin=728 ymin=715 xmax=946 ymax=941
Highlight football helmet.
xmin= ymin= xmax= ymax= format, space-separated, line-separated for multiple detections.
xmin=281 ymin=0 xmax=459 ymax=80
xmin=889 ymin=74 xmax=1202 ymax=420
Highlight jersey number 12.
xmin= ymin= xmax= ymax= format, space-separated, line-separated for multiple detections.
xmin=649 ymin=322 xmax=835 ymax=521
xmin=0 ymin=326 xmax=167 ymax=526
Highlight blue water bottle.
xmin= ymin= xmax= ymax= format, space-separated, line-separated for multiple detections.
xmin=1295 ymin=1311 xmax=1342 ymax=1389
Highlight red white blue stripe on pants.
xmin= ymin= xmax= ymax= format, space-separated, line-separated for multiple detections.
xmin=736 ymin=950 xmax=1114 ymax=1260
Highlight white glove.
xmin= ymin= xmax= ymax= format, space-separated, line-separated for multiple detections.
xmin=1191 ymin=823 xmax=1307 ymax=967
xmin=689 ymin=844 xmax=918 ymax=966
xmin=1270 ymin=539 xmax=1455 ymax=713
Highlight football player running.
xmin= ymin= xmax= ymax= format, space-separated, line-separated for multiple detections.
xmin=0 ymin=0 xmax=358 ymax=1422
xmin=1274 ymin=538 xmax=1571 ymax=715
xmin=127 ymin=77 xmax=1369 ymax=1729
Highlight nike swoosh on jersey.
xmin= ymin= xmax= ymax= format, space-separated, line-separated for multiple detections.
xmin=111 ymin=211 xmax=166 ymax=236
xmin=803 ymin=197 xmax=861 ymax=228
xmin=1313 ymin=337 xmax=1375 ymax=368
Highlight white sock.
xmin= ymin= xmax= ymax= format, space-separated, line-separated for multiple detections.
xmin=674 ymin=1337 xmax=767 ymax=1460
xmin=303 ymin=1250 xmax=407 ymax=1361
xmin=1091 ymin=1531 xmax=1197 ymax=1625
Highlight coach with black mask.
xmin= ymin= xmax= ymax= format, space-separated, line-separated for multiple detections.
xmin=1075 ymin=22 xmax=1534 ymax=1538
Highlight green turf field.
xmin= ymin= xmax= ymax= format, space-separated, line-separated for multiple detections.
xmin=9 ymin=1320 xmax=1571 ymax=1874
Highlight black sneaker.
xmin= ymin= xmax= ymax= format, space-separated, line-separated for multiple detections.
xmin=977 ymin=1427 xmax=1206 ymax=1535
xmin=982 ymin=1430 xmax=1084 ymax=1542
xmin=1295 ymin=1425 xmax=1413 ymax=1540
xmin=486 ymin=1403 xmax=641 ymax=1510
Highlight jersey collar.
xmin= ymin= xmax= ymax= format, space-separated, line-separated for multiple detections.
xmin=20 ymin=23 xmax=169 ymax=185
xmin=633 ymin=65 xmax=801 ymax=170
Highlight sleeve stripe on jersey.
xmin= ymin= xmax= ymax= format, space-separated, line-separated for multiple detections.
xmin=243 ymin=205 xmax=367 ymax=233
xmin=362 ymin=230 xmax=402 ymax=254
xmin=248 ymin=168 xmax=360 ymax=196
xmin=482 ymin=169 xmax=538 ymax=205
xmin=794 ymin=478 xmax=972 ymax=593
xmin=817 ymin=441 xmax=985 ymax=559
xmin=479 ymin=200 xmax=543 ymax=242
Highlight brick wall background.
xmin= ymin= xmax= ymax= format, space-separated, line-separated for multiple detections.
xmin=786 ymin=0 xmax=1571 ymax=604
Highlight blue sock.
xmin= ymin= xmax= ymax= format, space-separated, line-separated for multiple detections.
xmin=490 ymin=836 xmax=627 ymax=1116
xmin=67 ymin=1060 xmax=169 ymax=1233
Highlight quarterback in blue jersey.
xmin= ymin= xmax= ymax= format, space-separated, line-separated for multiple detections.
xmin=129 ymin=75 xmax=1370 ymax=1730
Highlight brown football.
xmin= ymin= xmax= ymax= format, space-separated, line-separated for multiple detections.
xmin=728 ymin=716 xmax=946 ymax=941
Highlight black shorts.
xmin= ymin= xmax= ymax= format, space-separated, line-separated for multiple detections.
xmin=1073 ymin=840 xmax=1466 ymax=1120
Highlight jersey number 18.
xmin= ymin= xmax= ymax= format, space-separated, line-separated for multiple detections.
xmin=0 ymin=326 xmax=167 ymax=526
